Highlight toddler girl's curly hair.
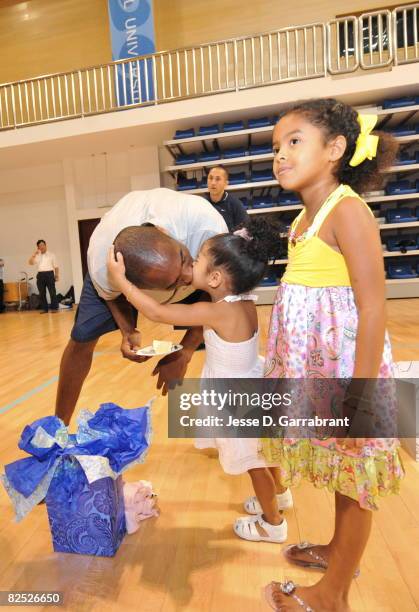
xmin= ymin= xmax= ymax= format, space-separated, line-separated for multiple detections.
xmin=205 ymin=217 xmax=281 ymax=294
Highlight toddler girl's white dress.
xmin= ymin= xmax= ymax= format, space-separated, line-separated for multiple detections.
xmin=195 ymin=295 xmax=276 ymax=475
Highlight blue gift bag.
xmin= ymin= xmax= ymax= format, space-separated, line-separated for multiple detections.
xmin=45 ymin=459 xmax=126 ymax=557
xmin=1 ymin=402 xmax=152 ymax=557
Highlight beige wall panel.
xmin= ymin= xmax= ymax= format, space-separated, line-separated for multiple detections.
xmin=0 ymin=0 xmax=112 ymax=83
xmin=0 ymin=0 xmax=413 ymax=84
xmin=154 ymin=0 xmax=405 ymax=50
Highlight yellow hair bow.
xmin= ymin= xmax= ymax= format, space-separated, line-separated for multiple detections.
xmin=349 ymin=114 xmax=379 ymax=167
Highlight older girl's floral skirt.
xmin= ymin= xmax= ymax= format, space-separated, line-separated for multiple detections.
xmin=263 ymin=283 xmax=404 ymax=510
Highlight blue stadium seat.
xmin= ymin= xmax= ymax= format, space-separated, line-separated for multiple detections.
xmin=386 ymin=207 xmax=418 ymax=223
xmin=260 ymin=273 xmax=278 ymax=286
xmin=387 ymin=263 xmax=418 ymax=279
xmin=250 ymin=169 xmax=274 ymax=182
xmin=252 ymin=196 xmax=273 ymax=208
xmin=223 ymin=147 xmax=247 ymax=159
xmin=198 ymin=152 xmax=220 ymax=162
xmin=395 ymin=152 xmax=416 ymax=165
xmin=386 ymin=236 xmax=418 ymax=252
xmin=248 ymin=117 xmax=271 ymax=129
xmin=240 ymin=197 xmax=249 ymax=209
xmin=198 ymin=125 xmax=219 ymax=136
xmin=385 ymin=180 xmax=416 ymax=195
xmin=174 ymin=128 xmax=194 ymax=139
xmin=389 ymin=126 xmax=416 ymax=137
xmin=175 ymin=154 xmax=197 ymax=165
xmin=228 ymin=172 xmax=247 ymax=184
xmin=278 ymin=191 xmax=300 ymax=204
xmin=249 ymin=143 xmax=272 ymax=155
xmin=416 ymin=151 xmax=419 ymax=163
xmin=177 ymin=178 xmax=198 ymax=190
xmin=382 ymin=96 xmax=418 ymax=109
xmin=222 ymin=120 xmax=245 ymax=132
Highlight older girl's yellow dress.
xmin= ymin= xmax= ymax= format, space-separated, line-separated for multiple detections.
xmin=263 ymin=184 xmax=404 ymax=510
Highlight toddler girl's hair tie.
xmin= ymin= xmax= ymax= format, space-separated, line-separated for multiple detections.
xmin=233 ymin=227 xmax=252 ymax=241
xmin=349 ymin=114 xmax=379 ymax=167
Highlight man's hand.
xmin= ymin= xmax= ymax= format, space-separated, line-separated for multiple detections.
xmin=29 ymin=250 xmax=40 ymax=265
xmin=120 ymin=329 xmax=150 ymax=363
xmin=152 ymin=347 xmax=193 ymax=395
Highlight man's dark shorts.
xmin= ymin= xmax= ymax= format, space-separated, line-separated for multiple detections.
xmin=71 ymin=274 xmax=205 ymax=343
xmin=71 ymin=273 xmax=137 ymax=343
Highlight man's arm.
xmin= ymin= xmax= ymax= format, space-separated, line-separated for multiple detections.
xmin=28 ymin=250 xmax=39 ymax=265
xmin=106 ymin=296 xmax=149 ymax=363
xmin=52 ymin=254 xmax=59 ymax=281
xmin=152 ymin=325 xmax=203 ymax=395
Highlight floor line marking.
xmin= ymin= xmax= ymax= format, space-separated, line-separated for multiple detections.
xmin=0 ymin=351 xmax=118 ymax=416
xmin=0 ymin=376 xmax=58 ymax=415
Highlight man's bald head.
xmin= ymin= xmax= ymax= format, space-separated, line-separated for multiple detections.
xmin=113 ymin=226 xmax=193 ymax=290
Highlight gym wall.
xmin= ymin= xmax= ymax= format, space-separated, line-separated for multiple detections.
xmin=0 ymin=0 xmax=402 ymax=83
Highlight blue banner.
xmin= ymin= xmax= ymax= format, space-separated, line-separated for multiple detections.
xmin=108 ymin=0 xmax=155 ymax=105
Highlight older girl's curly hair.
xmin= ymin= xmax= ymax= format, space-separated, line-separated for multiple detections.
xmin=280 ymin=98 xmax=399 ymax=192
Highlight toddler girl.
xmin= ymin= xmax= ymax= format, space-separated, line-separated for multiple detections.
xmin=108 ymin=218 xmax=293 ymax=543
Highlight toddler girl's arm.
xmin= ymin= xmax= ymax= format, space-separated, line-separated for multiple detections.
xmin=107 ymin=247 xmax=217 ymax=328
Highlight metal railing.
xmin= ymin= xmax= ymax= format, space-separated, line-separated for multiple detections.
xmin=327 ymin=17 xmax=359 ymax=74
xmin=0 ymin=3 xmax=418 ymax=131
xmin=359 ymin=10 xmax=393 ymax=69
xmin=393 ymin=3 xmax=419 ymax=64
xmin=235 ymin=23 xmax=326 ymax=88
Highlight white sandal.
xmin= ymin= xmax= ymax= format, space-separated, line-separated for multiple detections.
xmin=233 ymin=514 xmax=288 ymax=543
xmin=243 ymin=489 xmax=293 ymax=515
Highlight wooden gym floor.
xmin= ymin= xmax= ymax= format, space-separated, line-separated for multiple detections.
xmin=0 ymin=301 xmax=418 ymax=612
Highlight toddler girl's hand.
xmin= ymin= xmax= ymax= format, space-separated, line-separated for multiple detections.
xmin=107 ymin=246 xmax=127 ymax=291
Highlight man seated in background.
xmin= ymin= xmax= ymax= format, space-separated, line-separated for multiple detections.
xmin=205 ymin=165 xmax=249 ymax=231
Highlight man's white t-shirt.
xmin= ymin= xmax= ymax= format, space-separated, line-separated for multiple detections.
xmin=87 ymin=188 xmax=228 ymax=301
xmin=34 ymin=252 xmax=57 ymax=272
